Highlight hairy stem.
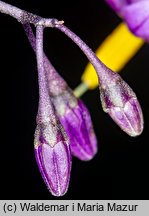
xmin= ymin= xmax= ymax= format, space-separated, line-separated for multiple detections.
xmin=23 ymin=23 xmax=67 ymax=95
xmin=55 ymin=24 xmax=116 ymax=85
xmin=36 ymin=25 xmax=56 ymax=122
xmin=0 ymin=0 xmax=62 ymax=27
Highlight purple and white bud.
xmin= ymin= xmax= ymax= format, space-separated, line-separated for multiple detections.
xmin=51 ymin=88 xmax=97 ymax=161
xmin=99 ymin=74 xmax=144 ymax=136
xmin=34 ymin=120 xmax=72 ymax=196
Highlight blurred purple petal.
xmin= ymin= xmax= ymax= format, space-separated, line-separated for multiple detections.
xmin=105 ymin=0 xmax=127 ymax=13
xmin=123 ymin=1 xmax=149 ymax=41
xmin=105 ymin=0 xmax=149 ymax=41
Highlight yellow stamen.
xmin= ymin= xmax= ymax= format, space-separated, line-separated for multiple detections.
xmin=74 ymin=22 xmax=144 ymax=97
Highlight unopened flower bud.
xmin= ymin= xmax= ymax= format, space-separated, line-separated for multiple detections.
xmin=54 ymin=24 xmax=144 ymax=137
xmin=100 ymin=75 xmax=144 ymax=136
xmin=51 ymin=88 xmax=97 ymax=161
xmin=34 ymin=120 xmax=72 ymax=196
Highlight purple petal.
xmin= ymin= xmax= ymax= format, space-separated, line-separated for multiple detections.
xmin=105 ymin=0 xmax=147 ymax=13
xmin=105 ymin=0 xmax=127 ymax=13
xmin=123 ymin=1 xmax=149 ymax=41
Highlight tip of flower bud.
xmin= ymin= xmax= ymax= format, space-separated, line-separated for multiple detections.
xmin=34 ymin=123 xmax=72 ymax=196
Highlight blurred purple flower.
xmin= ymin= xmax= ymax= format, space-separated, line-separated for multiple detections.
xmin=105 ymin=0 xmax=149 ymax=41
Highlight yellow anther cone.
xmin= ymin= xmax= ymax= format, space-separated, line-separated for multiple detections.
xmin=74 ymin=22 xmax=144 ymax=97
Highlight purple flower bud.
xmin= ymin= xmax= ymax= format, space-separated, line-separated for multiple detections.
xmin=51 ymin=88 xmax=97 ymax=161
xmin=55 ymin=24 xmax=144 ymax=137
xmin=100 ymin=74 xmax=144 ymax=136
xmin=34 ymin=121 xmax=72 ymax=196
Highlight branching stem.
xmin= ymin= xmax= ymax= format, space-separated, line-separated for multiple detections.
xmin=0 ymin=0 xmax=63 ymax=27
